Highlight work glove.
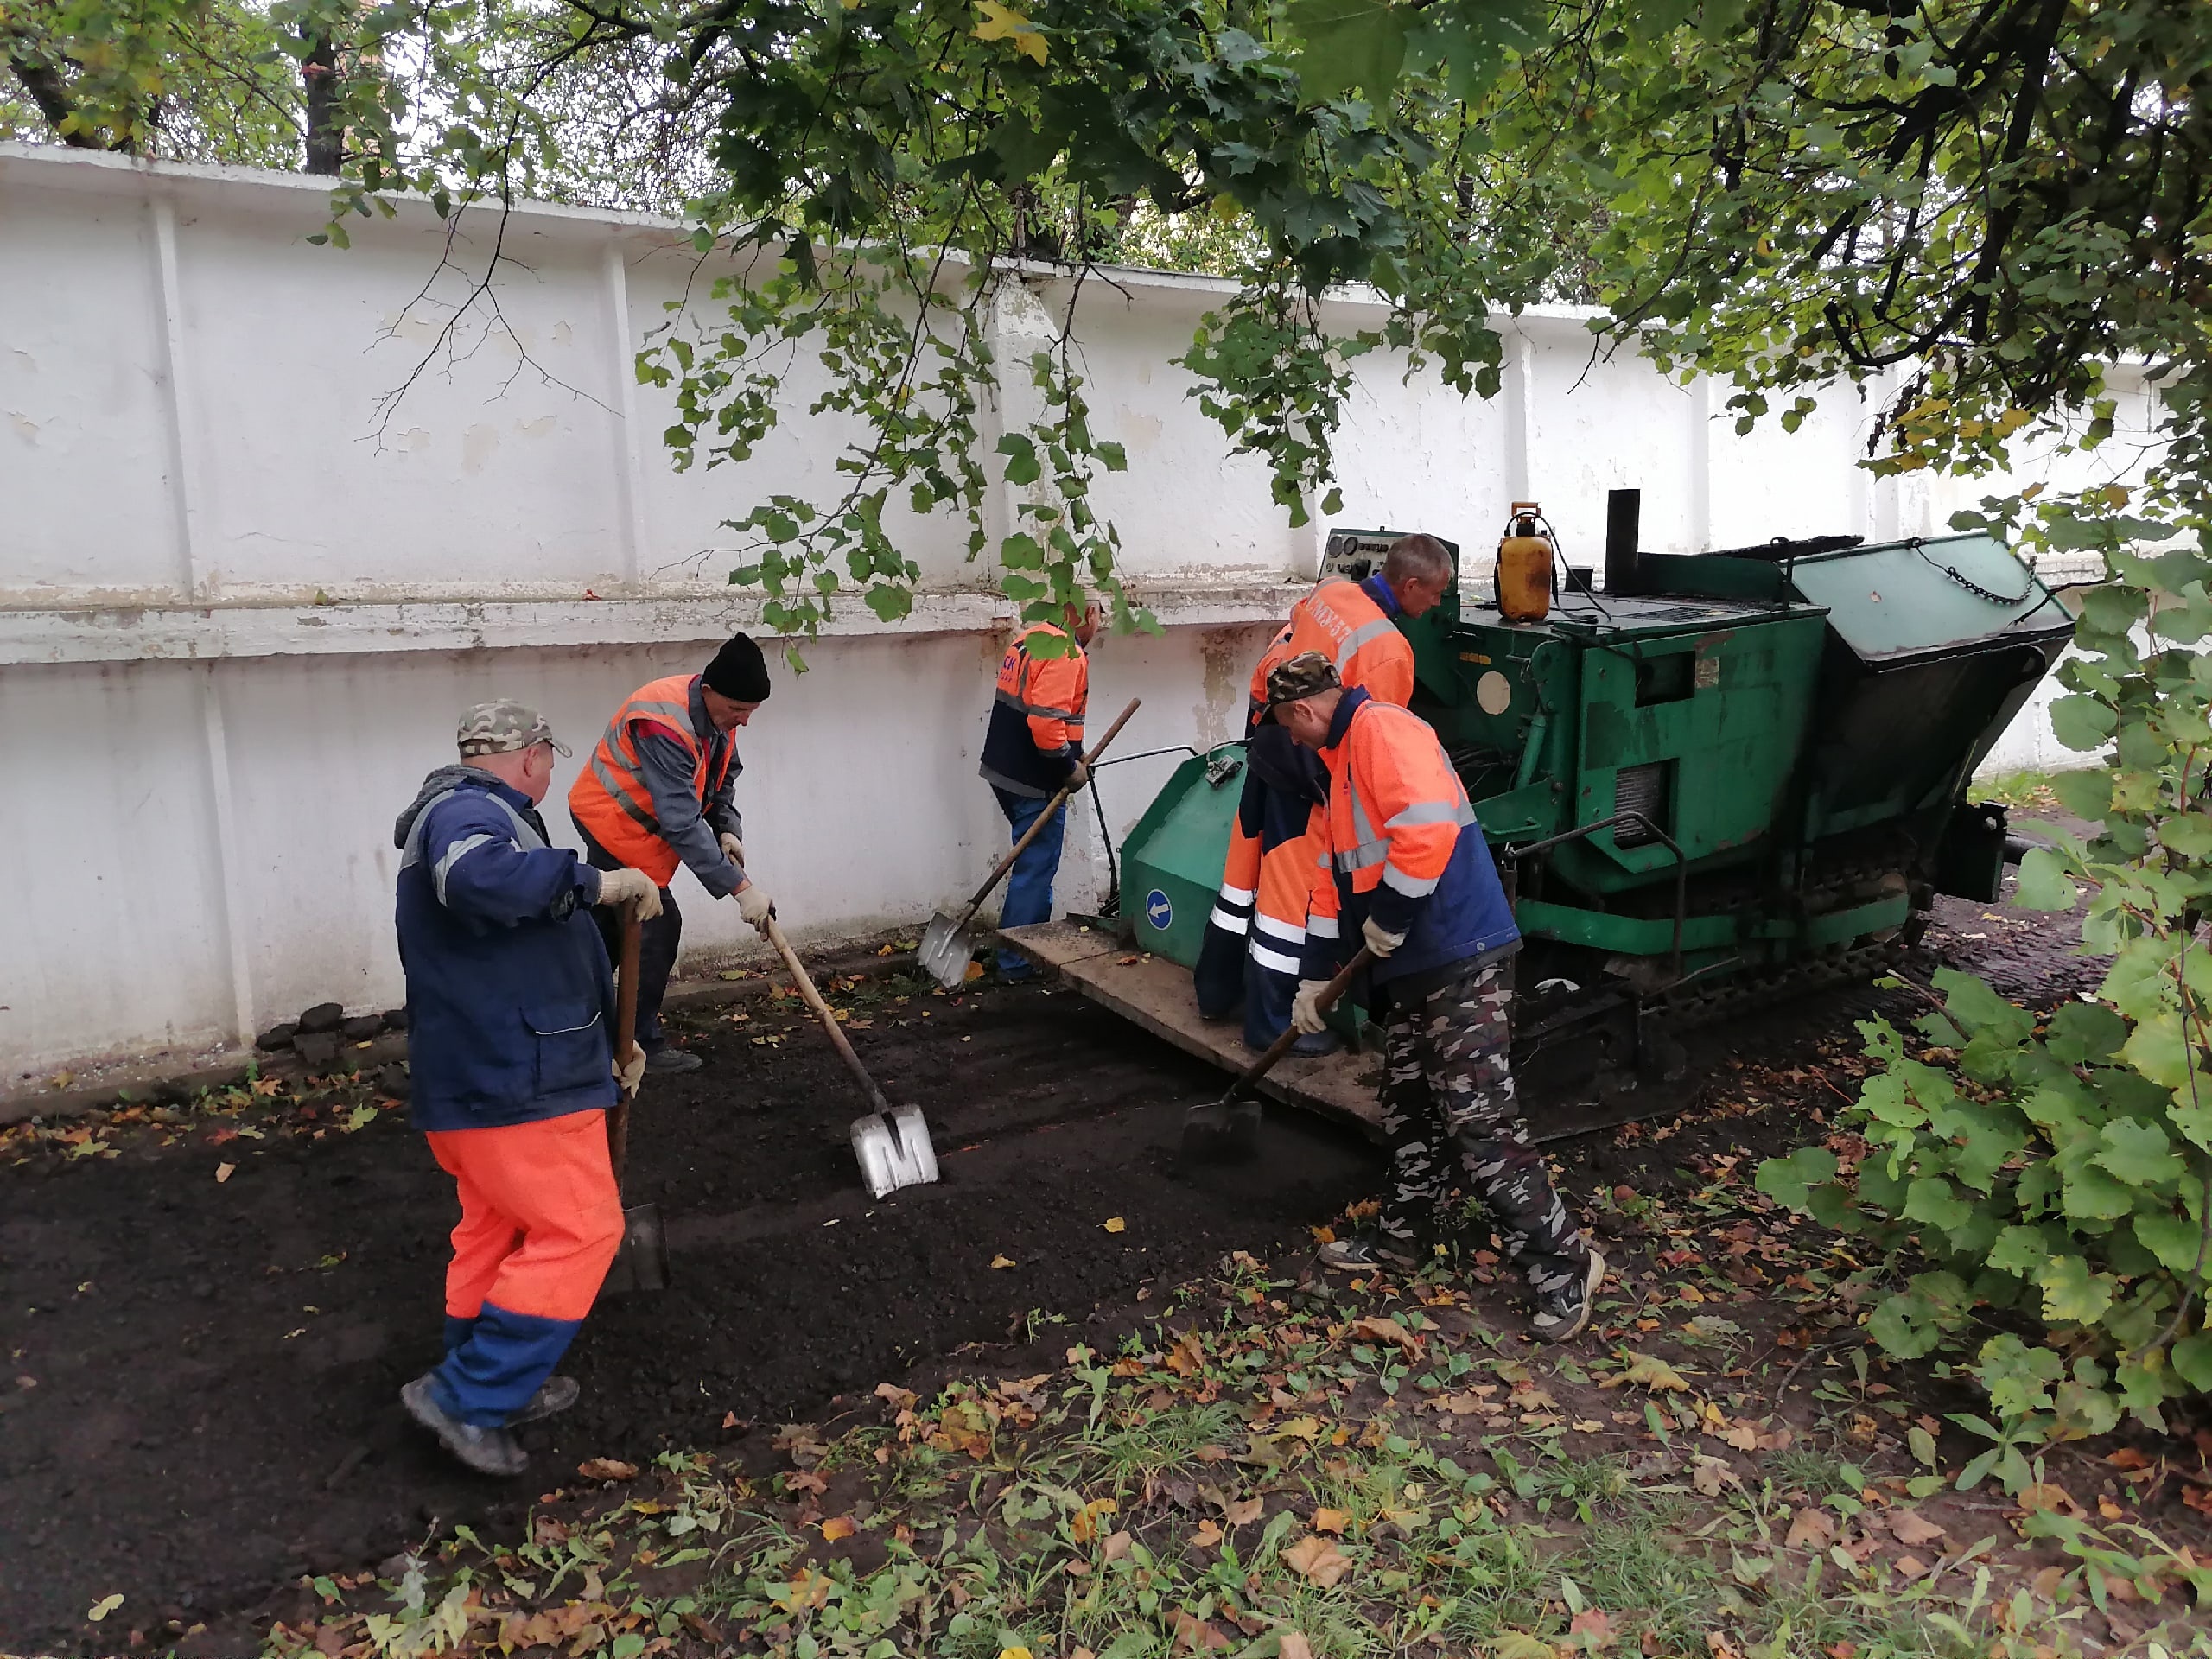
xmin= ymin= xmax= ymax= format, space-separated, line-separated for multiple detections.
xmin=596 ymin=868 xmax=664 ymax=921
xmin=1291 ymin=979 xmax=1332 ymax=1037
xmin=718 ymin=831 xmax=744 ymax=866
xmin=1362 ymin=917 xmax=1408 ymax=959
xmin=1062 ymin=760 xmax=1090 ymax=793
xmin=734 ymin=880 xmax=775 ymax=929
xmin=613 ymin=1045 xmax=646 ymax=1095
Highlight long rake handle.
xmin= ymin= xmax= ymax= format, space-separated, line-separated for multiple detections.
xmin=952 ymin=697 xmax=1142 ymax=930
xmin=609 ymin=902 xmax=643 ymax=1191
xmin=1220 ymin=946 xmax=1376 ymax=1104
xmin=762 ymin=913 xmax=898 ymax=1120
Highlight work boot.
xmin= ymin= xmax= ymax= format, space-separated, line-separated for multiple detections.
xmin=1529 ymin=1249 xmax=1606 ymax=1344
xmin=509 ymin=1375 xmax=579 ymax=1426
xmin=401 ymin=1374 xmax=528 ymax=1478
xmin=1290 ymin=1028 xmax=1343 ymax=1058
xmin=645 ymin=1045 xmax=702 ymax=1076
xmin=1317 ymin=1230 xmax=1423 ymax=1273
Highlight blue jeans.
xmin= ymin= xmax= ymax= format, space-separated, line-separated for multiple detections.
xmin=993 ymin=786 xmax=1067 ymax=980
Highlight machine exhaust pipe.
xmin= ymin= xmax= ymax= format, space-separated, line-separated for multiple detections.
xmin=1605 ymin=488 xmax=1643 ymax=596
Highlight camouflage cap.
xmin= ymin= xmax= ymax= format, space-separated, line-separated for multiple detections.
xmin=456 ymin=699 xmax=570 ymax=758
xmin=1263 ymin=650 xmax=1342 ymax=710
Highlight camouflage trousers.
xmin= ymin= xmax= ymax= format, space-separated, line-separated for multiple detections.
xmin=1374 ymin=960 xmax=1591 ymax=1299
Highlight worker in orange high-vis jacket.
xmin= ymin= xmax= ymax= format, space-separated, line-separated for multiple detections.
xmin=1266 ymin=649 xmax=1605 ymax=1343
xmin=1196 ymin=535 xmax=1456 ymax=1053
xmin=978 ymin=597 xmax=1098 ymax=981
xmin=569 ymin=634 xmax=776 ymax=1074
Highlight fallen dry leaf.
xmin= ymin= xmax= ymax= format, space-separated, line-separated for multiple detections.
xmin=1690 ymin=1455 xmax=1738 ymax=1497
xmin=1311 ymin=1507 xmax=1350 ymax=1535
xmin=1573 ymin=1418 xmax=1605 ymax=1433
xmin=215 ymin=1162 xmax=235 ymax=1184
xmin=820 ymin=1516 xmax=855 ymax=1541
xmin=1224 ymin=1496 xmax=1264 ymax=1526
xmin=1721 ymin=1422 xmax=1759 ymax=1452
xmin=577 ymin=1457 xmax=638 ymax=1482
xmin=1103 ymin=1217 xmax=1127 ymax=1234
xmin=1278 ymin=1635 xmax=1313 ymax=1659
xmin=1570 ymin=1608 xmax=1617 ymax=1650
xmin=1886 ymin=1509 xmax=1945 ymax=1548
xmin=990 ymin=1254 xmax=1016 ymax=1269
xmin=1601 ymin=1354 xmax=1689 ymax=1392
xmin=2017 ymin=1482 xmax=2083 ymax=1517
xmin=1192 ymin=1517 xmax=1224 ymax=1548
xmin=1283 ymin=1533 xmax=1352 ymax=1587
xmin=1785 ymin=1507 xmax=1837 ymax=1550
xmin=874 ymin=1382 xmax=918 ymax=1411
xmin=1350 ymin=1315 xmax=1417 ymax=1352
xmin=1101 ymin=1530 xmax=1133 ymax=1562
xmin=786 ymin=1469 xmax=829 ymax=1496
xmin=1895 ymin=1554 xmax=1929 ymax=1580
xmin=1169 ymin=1611 xmax=1230 ymax=1652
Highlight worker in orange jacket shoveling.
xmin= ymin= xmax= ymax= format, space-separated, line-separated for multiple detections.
xmin=1265 ymin=650 xmax=1605 ymax=1342
xmin=568 ymin=634 xmax=778 ymax=1072
xmin=392 ymin=700 xmax=663 ymax=1475
xmin=1194 ymin=535 xmax=1455 ymax=1056
xmin=978 ymin=597 xmax=1098 ymax=982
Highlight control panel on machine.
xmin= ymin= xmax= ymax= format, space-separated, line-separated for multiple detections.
xmin=1320 ymin=529 xmax=1459 ymax=583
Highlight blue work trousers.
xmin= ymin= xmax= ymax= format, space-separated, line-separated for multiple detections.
xmin=992 ymin=786 xmax=1068 ymax=980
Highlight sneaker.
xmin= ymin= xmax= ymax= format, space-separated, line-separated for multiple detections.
xmin=509 ymin=1375 xmax=579 ymax=1426
xmin=645 ymin=1046 xmax=702 ymax=1075
xmin=1530 ymin=1249 xmax=1606 ymax=1344
xmin=401 ymin=1373 xmax=529 ymax=1477
xmin=1318 ymin=1230 xmax=1422 ymax=1272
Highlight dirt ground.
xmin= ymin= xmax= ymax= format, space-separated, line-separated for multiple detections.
xmin=0 ymin=855 xmax=2105 ymax=1656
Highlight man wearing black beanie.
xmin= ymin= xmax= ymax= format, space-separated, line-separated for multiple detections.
xmin=568 ymin=634 xmax=775 ymax=1072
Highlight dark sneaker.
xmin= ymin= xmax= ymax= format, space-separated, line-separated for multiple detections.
xmin=1530 ymin=1249 xmax=1606 ymax=1344
xmin=1318 ymin=1230 xmax=1421 ymax=1272
xmin=510 ymin=1375 xmax=579 ymax=1426
xmin=402 ymin=1373 xmax=529 ymax=1477
xmin=1290 ymin=1028 xmax=1343 ymax=1058
xmin=645 ymin=1046 xmax=702 ymax=1075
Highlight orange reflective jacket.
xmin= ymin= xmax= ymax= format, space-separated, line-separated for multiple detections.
xmin=566 ymin=675 xmax=734 ymax=887
xmin=980 ymin=622 xmax=1090 ymax=798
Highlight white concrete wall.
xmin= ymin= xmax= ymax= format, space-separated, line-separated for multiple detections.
xmin=0 ymin=143 xmax=2145 ymax=1079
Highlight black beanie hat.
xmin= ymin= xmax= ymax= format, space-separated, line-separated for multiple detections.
xmin=702 ymin=632 xmax=772 ymax=702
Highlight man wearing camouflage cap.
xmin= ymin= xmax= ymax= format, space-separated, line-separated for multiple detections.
xmin=390 ymin=699 xmax=663 ymax=1476
xmin=1265 ymin=652 xmax=1605 ymax=1342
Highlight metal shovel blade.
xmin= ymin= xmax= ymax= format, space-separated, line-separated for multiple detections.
xmin=598 ymin=1201 xmax=668 ymax=1295
xmin=851 ymin=1103 xmax=941 ymax=1199
xmin=1179 ymin=1096 xmax=1262 ymax=1163
xmin=918 ymin=910 xmax=973 ymax=993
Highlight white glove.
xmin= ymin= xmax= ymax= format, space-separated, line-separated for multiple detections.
xmin=734 ymin=880 xmax=774 ymax=928
xmin=613 ymin=1045 xmax=645 ymax=1094
xmin=1291 ymin=979 xmax=1332 ymax=1037
xmin=1362 ymin=917 xmax=1407 ymax=958
xmin=596 ymin=868 xmax=664 ymax=921
xmin=718 ymin=831 xmax=744 ymax=866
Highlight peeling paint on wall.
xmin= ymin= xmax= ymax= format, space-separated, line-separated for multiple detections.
xmin=1194 ymin=622 xmax=1272 ymax=751
xmin=461 ymin=423 xmax=500 ymax=474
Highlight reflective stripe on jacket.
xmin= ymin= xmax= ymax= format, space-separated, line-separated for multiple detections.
xmin=567 ymin=674 xmax=736 ymax=887
xmin=1247 ymin=575 xmax=1414 ymax=728
xmin=980 ymin=622 xmax=1090 ymax=798
xmin=1301 ymin=689 xmax=1518 ymax=985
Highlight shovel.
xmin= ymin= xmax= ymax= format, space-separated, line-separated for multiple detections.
xmin=1180 ymin=945 xmax=1375 ymax=1162
xmin=762 ymin=913 xmax=942 ymax=1200
xmin=918 ymin=697 xmax=1142 ymax=993
xmin=600 ymin=902 xmax=669 ymax=1294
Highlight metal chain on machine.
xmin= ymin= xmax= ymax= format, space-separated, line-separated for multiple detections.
xmin=1905 ymin=536 xmax=2034 ymax=606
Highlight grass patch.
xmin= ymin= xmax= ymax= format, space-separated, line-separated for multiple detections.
xmin=1973 ymin=768 xmax=2063 ymax=810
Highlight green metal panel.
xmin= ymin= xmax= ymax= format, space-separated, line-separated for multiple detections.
xmin=1786 ymin=533 xmax=2064 ymax=660
xmin=1117 ymin=744 xmax=1247 ymax=968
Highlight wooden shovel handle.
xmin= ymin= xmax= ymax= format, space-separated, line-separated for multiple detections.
xmin=609 ymin=901 xmax=644 ymax=1190
xmin=761 ymin=913 xmax=898 ymax=1120
xmin=1222 ymin=945 xmax=1375 ymax=1103
xmin=955 ymin=697 xmax=1142 ymax=929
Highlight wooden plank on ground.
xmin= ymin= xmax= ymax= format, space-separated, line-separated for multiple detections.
xmin=997 ymin=922 xmax=1384 ymax=1141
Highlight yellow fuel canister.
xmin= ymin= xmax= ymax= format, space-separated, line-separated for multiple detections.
xmin=1496 ymin=502 xmax=1554 ymax=622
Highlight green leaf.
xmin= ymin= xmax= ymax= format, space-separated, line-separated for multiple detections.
xmin=2120 ymin=1012 xmax=2195 ymax=1090
xmin=2093 ymin=1118 xmax=2183 ymax=1188
xmin=998 ymin=434 xmax=1041 ymax=486
xmin=2048 ymin=695 xmax=2117 ymax=752
xmin=1973 ymin=1332 xmax=2063 ymax=1417
xmin=2130 ymin=1207 xmax=2204 ymax=1275
xmin=2172 ymin=1332 xmax=2212 ymax=1393
xmin=2045 ymin=1001 xmax=2126 ymax=1064
xmin=1754 ymin=1146 xmax=1836 ymax=1212
xmin=1903 ymin=1176 xmax=1974 ymax=1235
xmin=2037 ymin=1255 xmax=2116 ymax=1325
xmin=1287 ymin=0 xmax=1409 ymax=99
xmin=2012 ymin=847 xmax=2079 ymax=912
xmin=2060 ymin=1162 xmax=2138 ymax=1222
xmin=1987 ymin=1224 xmax=2056 ymax=1277
xmin=2049 ymin=769 xmax=2113 ymax=819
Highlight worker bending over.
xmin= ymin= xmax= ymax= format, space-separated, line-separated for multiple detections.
xmin=569 ymin=634 xmax=777 ymax=1071
xmin=1198 ymin=535 xmax=1455 ymax=1053
xmin=978 ymin=597 xmax=1098 ymax=981
xmin=392 ymin=700 xmax=662 ymax=1475
xmin=1265 ymin=652 xmax=1604 ymax=1341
